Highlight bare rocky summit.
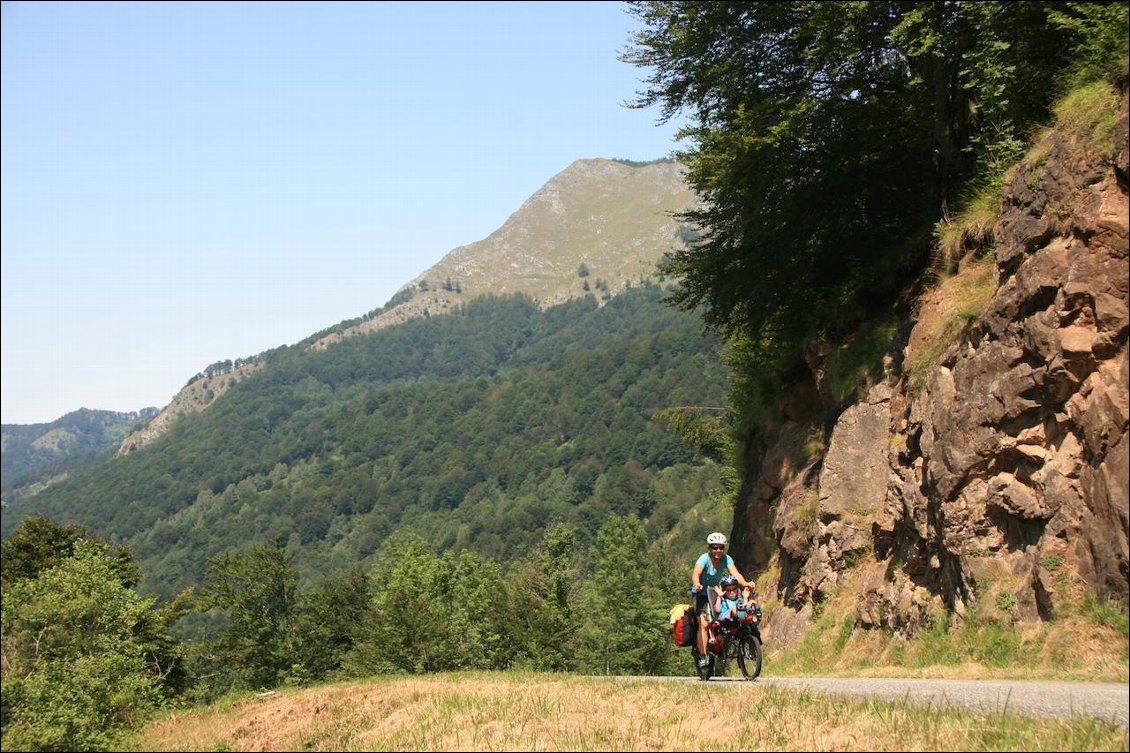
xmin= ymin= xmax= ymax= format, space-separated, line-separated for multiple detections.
xmin=311 ymin=158 xmax=696 ymax=349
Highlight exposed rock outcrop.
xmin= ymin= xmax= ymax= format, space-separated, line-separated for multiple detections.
xmin=740 ymin=82 xmax=1128 ymax=641
xmin=117 ymin=364 xmax=260 ymax=454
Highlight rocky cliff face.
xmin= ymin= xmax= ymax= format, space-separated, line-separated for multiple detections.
xmin=116 ymin=365 xmax=260 ymax=455
xmin=736 ymin=83 xmax=1128 ymax=643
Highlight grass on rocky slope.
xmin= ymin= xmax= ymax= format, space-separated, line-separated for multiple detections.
xmin=761 ymin=565 xmax=1128 ymax=684
xmin=903 ymin=251 xmax=999 ymax=396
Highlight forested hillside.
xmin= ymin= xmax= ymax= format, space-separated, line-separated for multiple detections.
xmin=1 ymin=408 xmax=157 ymax=503
xmin=2 ymin=283 xmax=734 ymax=749
xmin=3 ymin=285 xmax=730 ymax=600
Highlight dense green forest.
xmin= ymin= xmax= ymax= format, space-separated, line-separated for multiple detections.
xmin=3 ymin=285 xmax=733 ymax=749
xmin=2 ymin=286 xmax=732 ymax=600
xmin=1 ymin=509 xmax=706 ymax=750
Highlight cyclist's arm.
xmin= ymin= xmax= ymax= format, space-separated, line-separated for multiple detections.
xmin=691 ymin=561 xmax=706 ymax=592
xmin=727 ymin=561 xmax=754 ymax=591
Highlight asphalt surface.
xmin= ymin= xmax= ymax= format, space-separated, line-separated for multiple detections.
xmin=625 ymin=675 xmax=1129 ymax=728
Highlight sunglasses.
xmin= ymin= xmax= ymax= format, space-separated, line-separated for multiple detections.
xmin=709 ymin=545 xmax=725 ymax=550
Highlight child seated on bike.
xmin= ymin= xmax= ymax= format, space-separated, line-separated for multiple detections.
xmin=717 ymin=575 xmax=759 ymax=622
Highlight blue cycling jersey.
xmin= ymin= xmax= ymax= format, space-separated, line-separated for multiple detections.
xmin=694 ymin=552 xmax=734 ymax=587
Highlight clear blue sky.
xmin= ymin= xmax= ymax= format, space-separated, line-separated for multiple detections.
xmin=1 ymin=1 xmax=684 ymax=425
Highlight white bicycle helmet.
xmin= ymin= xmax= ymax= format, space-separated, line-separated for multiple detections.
xmin=706 ymin=532 xmax=727 ymax=546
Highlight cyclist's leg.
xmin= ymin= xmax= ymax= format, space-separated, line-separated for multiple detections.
xmin=695 ymin=591 xmax=710 ymax=659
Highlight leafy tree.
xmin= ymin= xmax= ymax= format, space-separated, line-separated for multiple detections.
xmin=1 ymin=514 xmax=140 ymax=588
xmin=1045 ymin=2 xmax=1129 ymax=91
xmin=346 ymin=532 xmax=512 ymax=674
xmin=434 ymin=549 xmax=508 ymax=670
xmin=653 ymin=405 xmax=731 ymax=463
xmin=289 ymin=566 xmax=371 ymax=683
xmin=594 ymin=460 xmax=657 ymax=519
xmin=344 ymin=532 xmax=441 ymax=674
xmin=196 ymin=541 xmax=297 ymax=692
xmin=623 ymin=0 xmax=1107 ymax=373
xmin=505 ymin=523 xmax=584 ymax=670
xmin=1 ymin=540 xmax=178 ymax=751
xmin=575 ymin=515 xmax=670 ymax=675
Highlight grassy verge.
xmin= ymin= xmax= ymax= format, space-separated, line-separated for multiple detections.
xmin=120 ymin=672 xmax=1125 ymax=752
xmin=904 ymin=252 xmax=999 ymax=395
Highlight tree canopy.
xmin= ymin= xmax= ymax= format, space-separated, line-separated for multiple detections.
xmin=624 ymin=0 xmax=1125 ymax=367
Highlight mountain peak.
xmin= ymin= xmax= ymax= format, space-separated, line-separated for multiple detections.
xmin=312 ymin=157 xmax=696 ymax=349
xmin=119 ymin=157 xmax=697 ymax=449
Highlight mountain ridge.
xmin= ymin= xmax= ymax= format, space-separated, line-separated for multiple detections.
xmin=312 ymin=158 xmax=695 ymax=349
xmin=2 ymin=284 xmax=732 ymax=600
xmin=112 ymin=158 xmax=694 ymax=453
xmin=1 ymin=408 xmax=158 ymax=504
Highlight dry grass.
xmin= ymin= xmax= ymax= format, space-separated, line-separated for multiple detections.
xmin=1050 ymin=80 xmax=1122 ymax=153
xmin=933 ymin=186 xmax=1001 ymax=272
xmin=122 ymin=672 xmax=1127 ymax=752
xmin=121 ymin=569 xmax=1127 ymax=751
xmin=904 ymin=252 xmax=999 ymax=395
xmin=807 ymin=613 xmax=1128 ymax=683
xmin=932 ymin=76 xmax=1121 ymax=274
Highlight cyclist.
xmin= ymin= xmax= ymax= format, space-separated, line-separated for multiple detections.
xmin=691 ymin=532 xmax=753 ymax=667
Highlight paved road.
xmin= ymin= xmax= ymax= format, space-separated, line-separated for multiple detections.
xmin=625 ymin=676 xmax=1129 ymax=728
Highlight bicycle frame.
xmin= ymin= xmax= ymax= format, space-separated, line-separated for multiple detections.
xmin=692 ymin=611 xmax=763 ymax=681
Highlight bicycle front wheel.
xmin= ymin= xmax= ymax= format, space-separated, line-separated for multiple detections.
xmin=737 ymin=633 xmax=762 ymax=680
